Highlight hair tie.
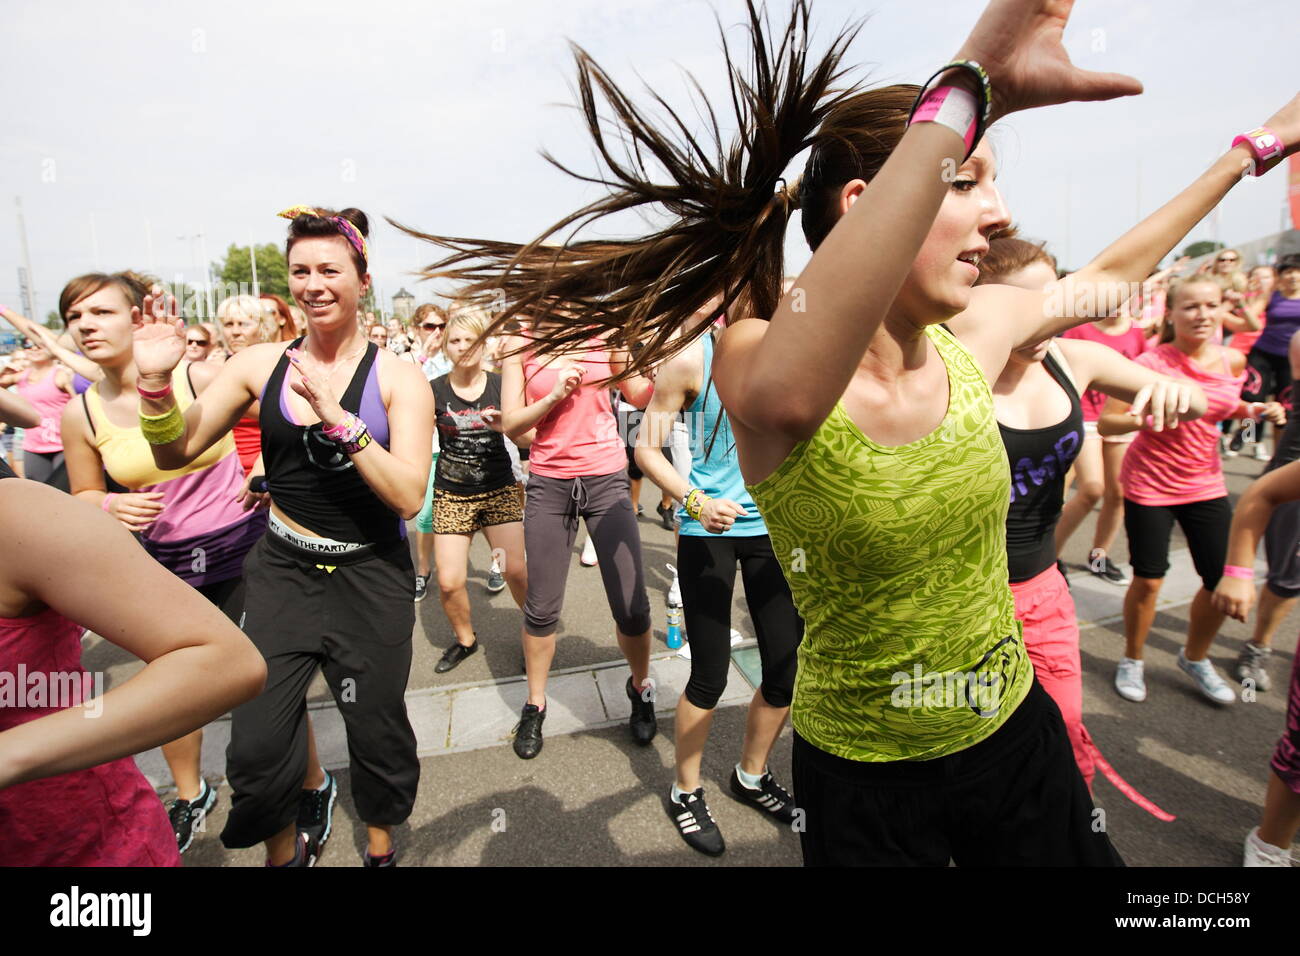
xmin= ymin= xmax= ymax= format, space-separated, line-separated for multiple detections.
xmin=277 ymin=205 xmax=369 ymax=268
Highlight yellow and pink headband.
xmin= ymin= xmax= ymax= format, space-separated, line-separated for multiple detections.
xmin=277 ymin=205 xmax=369 ymax=267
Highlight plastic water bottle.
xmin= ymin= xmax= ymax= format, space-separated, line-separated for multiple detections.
xmin=666 ymin=602 xmax=684 ymax=649
xmin=665 ymin=563 xmax=684 ymax=649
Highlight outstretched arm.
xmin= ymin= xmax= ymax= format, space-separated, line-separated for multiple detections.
xmin=954 ymin=94 xmax=1300 ymax=362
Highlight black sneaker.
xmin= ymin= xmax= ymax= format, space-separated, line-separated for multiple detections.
xmin=513 ymin=702 xmax=546 ymax=759
xmin=414 ymin=574 xmax=429 ymax=602
xmin=667 ymin=788 xmax=725 ymax=856
xmin=297 ymin=769 xmax=338 ymax=856
xmin=728 ymin=768 xmax=797 ymax=825
xmin=435 ymin=639 xmax=479 ymax=674
xmin=656 ymin=502 xmax=677 ymax=531
xmin=1088 ymin=551 xmax=1131 ymax=586
xmin=364 ymin=848 xmax=398 ymax=867
xmin=1228 ymin=427 xmax=1246 ymax=454
xmin=626 ymin=676 xmax=657 ymax=745
xmin=168 ymin=778 xmax=217 ymax=854
xmin=486 ymin=570 xmax=506 ymax=594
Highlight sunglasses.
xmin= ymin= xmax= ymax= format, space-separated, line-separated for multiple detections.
xmin=1218 ymin=257 xmax=1238 ymax=263
xmin=421 ymin=323 xmax=446 ymax=331
xmin=186 ymin=338 xmax=210 ymax=346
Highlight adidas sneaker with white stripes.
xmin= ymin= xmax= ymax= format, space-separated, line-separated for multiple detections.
xmin=728 ymin=768 xmax=797 ymax=825
xmin=667 ymin=787 xmax=726 ymax=856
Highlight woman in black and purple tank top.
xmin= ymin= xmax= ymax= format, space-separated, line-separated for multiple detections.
xmin=131 ymin=206 xmax=435 ymax=868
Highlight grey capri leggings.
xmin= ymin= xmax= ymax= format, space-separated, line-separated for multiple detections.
xmin=523 ymin=469 xmax=652 ymax=637
xmin=1265 ymin=499 xmax=1300 ymax=599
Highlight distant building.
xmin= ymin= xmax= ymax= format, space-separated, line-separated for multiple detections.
xmin=393 ymin=288 xmax=415 ymax=321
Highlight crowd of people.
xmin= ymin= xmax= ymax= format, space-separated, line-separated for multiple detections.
xmin=1 ymin=0 xmax=1299 ymax=869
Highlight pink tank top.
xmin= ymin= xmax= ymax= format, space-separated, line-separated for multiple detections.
xmin=16 ymin=367 xmax=71 ymax=454
xmin=1120 ymin=344 xmax=1245 ymax=506
xmin=1062 ymin=321 xmax=1152 ymax=422
xmin=522 ymin=340 xmax=628 ymax=479
xmin=0 ymin=606 xmax=180 ymax=866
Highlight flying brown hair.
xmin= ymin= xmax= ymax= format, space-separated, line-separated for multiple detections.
xmin=393 ymin=2 xmax=918 ymax=380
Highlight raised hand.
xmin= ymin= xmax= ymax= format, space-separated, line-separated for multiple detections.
xmin=956 ymin=0 xmax=1143 ymax=122
xmin=285 ymin=347 xmax=347 ymax=429
xmin=132 ymin=294 xmax=187 ymax=384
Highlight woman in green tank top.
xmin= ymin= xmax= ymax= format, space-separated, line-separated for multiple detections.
xmin=399 ymin=0 xmax=1300 ymax=864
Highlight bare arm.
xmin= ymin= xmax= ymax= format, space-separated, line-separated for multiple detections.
xmin=0 ymin=389 xmax=39 ymax=429
xmin=1057 ymin=338 xmax=1207 ymax=429
xmin=952 ymin=93 xmax=1300 ymax=371
xmin=0 ymin=481 xmax=266 ymax=789
xmin=634 ymin=348 xmax=697 ymax=505
xmin=61 ymin=397 xmax=164 ymax=533
xmin=340 ymin=355 xmax=434 ymax=520
xmin=1213 ymin=460 xmax=1300 ymax=622
xmin=0 ymin=307 xmax=102 ymax=382
xmin=609 ymin=344 xmax=654 ymax=409
xmin=500 ymin=335 xmax=577 ymax=440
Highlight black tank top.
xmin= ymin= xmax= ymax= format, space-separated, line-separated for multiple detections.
xmin=261 ymin=339 xmax=401 ymax=544
xmin=432 ymin=372 xmax=514 ymax=495
xmin=1000 ymin=350 xmax=1084 ymax=583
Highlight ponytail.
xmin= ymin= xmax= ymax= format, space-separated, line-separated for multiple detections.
xmin=393 ymin=0 xmax=865 ymax=377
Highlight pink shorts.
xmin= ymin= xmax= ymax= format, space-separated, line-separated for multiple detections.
xmin=1010 ymin=565 xmax=1095 ymax=789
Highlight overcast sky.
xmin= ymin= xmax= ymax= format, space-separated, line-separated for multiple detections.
xmin=2 ymin=0 xmax=1295 ymax=321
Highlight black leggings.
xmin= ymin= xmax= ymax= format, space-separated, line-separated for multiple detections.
xmin=1123 ymin=496 xmax=1231 ymax=589
xmin=678 ymin=533 xmax=803 ymax=710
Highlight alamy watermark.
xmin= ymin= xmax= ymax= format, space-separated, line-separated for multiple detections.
xmin=0 ymin=667 xmax=103 ymax=718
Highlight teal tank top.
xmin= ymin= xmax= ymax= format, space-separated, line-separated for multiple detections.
xmin=678 ymin=331 xmax=767 ymax=537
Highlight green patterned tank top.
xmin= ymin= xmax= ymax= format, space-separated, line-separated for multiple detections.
xmin=746 ymin=323 xmax=1031 ymax=762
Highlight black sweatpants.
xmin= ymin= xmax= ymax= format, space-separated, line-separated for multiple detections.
xmin=220 ymin=532 xmax=419 ymax=848
xmin=677 ymin=533 xmax=803 ymax=710
xmin=792 ymin=680 xmax=1123 ymax=866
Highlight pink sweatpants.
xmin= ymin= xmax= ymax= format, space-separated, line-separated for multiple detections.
xmin=1010 ymin=565 xmax=1095 ymax=790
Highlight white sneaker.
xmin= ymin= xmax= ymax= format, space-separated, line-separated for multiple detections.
xmin=580 ymin=536 xmax=598 ymax=567
xmin=729 ymin=628 xmax=744 ymax=646
xmin=1253 ymin=441 xmax=1271 ymax=462
xmin=666 ymin=564 xmax=681 ymax=606
xmin=1243 ymin=827 xmax=1293 ymax=867
xmin=1177 ymin=650 xmax=1236 ymax=705
xmin=1114 ymin=657 xmax=1146 ymax=702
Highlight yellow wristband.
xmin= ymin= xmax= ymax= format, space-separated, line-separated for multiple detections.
xmin=140 ymin=403 xmax=185 ymax=445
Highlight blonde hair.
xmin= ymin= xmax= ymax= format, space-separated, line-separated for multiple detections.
xmin=445 ymin=304 xmax=492 ymax=341
xmin=217 ymin=294 xmax=277 ymax=344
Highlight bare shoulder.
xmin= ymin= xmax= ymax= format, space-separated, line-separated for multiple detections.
xmin=1226 ymin=347 xmax=1247 ymax=374
xmin=231 ymin=341 xmax=291 ymax=386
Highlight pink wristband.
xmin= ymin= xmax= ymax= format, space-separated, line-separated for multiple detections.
xmin=1232 ymin=126 xmax=1285 ymax=177
xmin=137 ymin=382 xmax=173 ymax=400
xmin=909 ymin=85 xmax=978 ymax=153
xmin=1222 ymin=565 xmax=1254 ymax=580
xmin=101 ymin=493 xmax=117 ymax=513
